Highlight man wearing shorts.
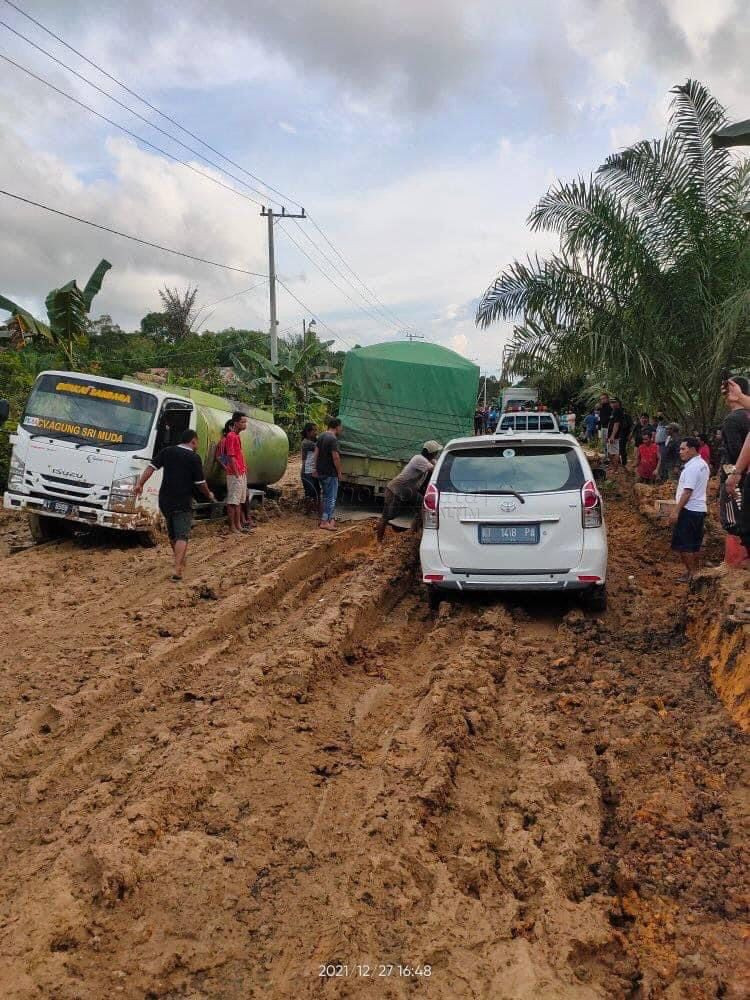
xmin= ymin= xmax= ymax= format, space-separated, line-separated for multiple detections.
xmin=224 ymin=412 xmax=250 ymax=534
xmin=669 ymin=437 xmax=709 ymax=582
xmin=134 ymin=429 xmax=215 ymax=580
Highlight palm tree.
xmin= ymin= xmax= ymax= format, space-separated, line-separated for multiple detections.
xmin=0 ymin=260 xmax=112 ymax=368
xmin=476 ymin=80 xmax=750 ymax=430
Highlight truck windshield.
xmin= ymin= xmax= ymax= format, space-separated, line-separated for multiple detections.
xmin=21 ymin=374 xmax=158 ymax=451
xmin=438 ymin=445 xmax=584 ymax=494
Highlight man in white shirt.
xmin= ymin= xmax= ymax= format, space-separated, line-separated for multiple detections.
xmin=669 ymin=437 xmax=710 ymax=581
xmin=376 ymin=441 xmax=442 ymax=542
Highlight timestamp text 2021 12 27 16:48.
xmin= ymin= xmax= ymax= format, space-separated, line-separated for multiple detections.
xmin=319 ymin=964 xmax=433 ymax=978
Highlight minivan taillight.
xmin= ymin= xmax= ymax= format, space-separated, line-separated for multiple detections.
xmin=423 ymin=483 xmax=439 ymax=529
xmin=581 ymin=480 xmax=602 ymax=528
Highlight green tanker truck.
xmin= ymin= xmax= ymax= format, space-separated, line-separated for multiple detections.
xmin=337 ymin=341 xmax=479 ymax=495
xmin=4 ymin=370 xmax=288 ymax=542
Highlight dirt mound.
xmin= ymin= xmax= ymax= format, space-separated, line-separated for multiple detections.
xmin=0 ymin=496 xmax=747 ymax=998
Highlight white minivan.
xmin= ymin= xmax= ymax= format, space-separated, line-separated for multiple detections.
xmin=419 ymin=432 xmax=607 ymax=611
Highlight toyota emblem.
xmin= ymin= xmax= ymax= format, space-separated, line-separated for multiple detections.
xmin=500 ymin=500 xmax=517 ymax=512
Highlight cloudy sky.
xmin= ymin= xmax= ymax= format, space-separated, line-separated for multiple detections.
xmin=1 ymin=0 xmax=749 ymax=371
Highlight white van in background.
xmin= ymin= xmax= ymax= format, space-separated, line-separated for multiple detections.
xmin=496 ymin=411 xmax=559 ymax=434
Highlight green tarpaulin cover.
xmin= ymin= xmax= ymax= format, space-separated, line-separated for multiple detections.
xmin=338 ymin=341 xmax=479 ymax=462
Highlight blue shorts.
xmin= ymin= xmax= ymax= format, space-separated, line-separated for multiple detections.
xmin=671 ymin=509 xmax=705 ymax=553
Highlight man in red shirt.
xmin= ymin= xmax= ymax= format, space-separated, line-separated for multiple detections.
xmin=636 ymin=430 xmax=660 ymax=483
xmin=225 ymin=412 xmax=250 ymax=534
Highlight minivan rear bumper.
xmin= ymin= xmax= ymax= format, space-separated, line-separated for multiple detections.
xmin=420 ymin=529 xmax=607 ymax=592
xmin=423 ymin=576 xmax=597 ymax=592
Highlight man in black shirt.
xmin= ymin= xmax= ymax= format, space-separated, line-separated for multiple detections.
xmin=313 ymin=417 xmax=343 ymax=530
xmin=134 ymin=429 xmax=215 ymax=579
xmin=719 ymin=376 xmax=750 ymax=538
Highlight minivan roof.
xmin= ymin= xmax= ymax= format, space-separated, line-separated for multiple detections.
xmin=444 ymin=433 xmax=580 ymax=449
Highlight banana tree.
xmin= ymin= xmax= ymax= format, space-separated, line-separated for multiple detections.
xmin=231 ymin=338 xmax=341 ymax=418
xmin=0 ymin=259 xmax=112 ymax=367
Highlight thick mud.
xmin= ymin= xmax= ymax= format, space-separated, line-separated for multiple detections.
xmin=0 ymin=491 xmax=747 ymax=999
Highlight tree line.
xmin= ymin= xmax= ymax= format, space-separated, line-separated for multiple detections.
xmin=477 ymin=80 xmax=750 ymax=430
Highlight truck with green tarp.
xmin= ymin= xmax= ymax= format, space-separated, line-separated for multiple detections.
xmin=337 ymin=341 xmax=479 ymax=495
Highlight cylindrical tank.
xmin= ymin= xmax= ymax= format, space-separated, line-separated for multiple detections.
xmin=175 ymin=386 xmax=289 ymax=488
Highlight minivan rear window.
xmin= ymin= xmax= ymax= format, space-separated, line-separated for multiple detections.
xmin=437 ymin=445 xmax=584 ymax=495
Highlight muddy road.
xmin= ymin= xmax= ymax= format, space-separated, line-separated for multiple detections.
xmin=0 ymin=491 xmax=747 ymax=999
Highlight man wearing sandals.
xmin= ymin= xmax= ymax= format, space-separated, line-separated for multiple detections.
xmin=134 ymin=429 xmax=215 ymax=581
xmin=669 ymin=437 xmax=709 ymax=581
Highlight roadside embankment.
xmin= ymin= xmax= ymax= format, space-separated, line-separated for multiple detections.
xmin=632 ymin=480 xmax=750 ymax=732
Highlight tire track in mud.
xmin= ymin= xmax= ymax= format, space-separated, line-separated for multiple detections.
xmin=0 ymin=520 xmax=420 ymax=997
xmin=0 ymin=494 xmax=748 ymax=999
xmin=0 ymin=514 xmax=316 ymax=719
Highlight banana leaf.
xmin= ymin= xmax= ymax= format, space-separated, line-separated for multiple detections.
xmin=45 ymin=281 xmax=87 ymax=342
xmin=0 ymin=294 xmax=51 ymax=339
xmin=82 ymin=259 xmax=112 ymax=311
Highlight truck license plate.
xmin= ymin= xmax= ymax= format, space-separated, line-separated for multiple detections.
xmin=43 ymin=499 xmax=76 ymax=516
xmin=478 ymin=524 xmax=539 ymax=544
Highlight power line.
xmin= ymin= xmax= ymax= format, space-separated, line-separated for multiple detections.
xmin=203 ymin=279 xmax=268 ymax=309
xmin=277 ymin=222 xmax=400 ymax=332
xmin=306 ymin=213 xmax=411 ymax=330
xmin=0 ymin=17 xmax=281 ymax=209
xmin=275 ymin=277 xmax=354 ymax=351
xmin=2 ymin=0 xmax=408 ymax=339
xmin=2 ymin=0 xmax=300 ymax=212
xmin=3 ymin=15 xmax=398 ymax=333
xmin=289 ymin=218 xmax=405 ymax=331
xmin=0 ymin=52 xmax=264 ymax=209
xmin=0 ymin=188 xmax=268 ymax=276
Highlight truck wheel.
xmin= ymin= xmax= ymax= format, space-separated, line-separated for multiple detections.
xmin=28 ymin=513 xmax=72 ymax=544
xmin=427 ymin=586 xmax=442 ymax=612
xmin=137 ymin=529 xmax=159 ymax=548
xmin=581 ymin=584 xmax=607 ymax=613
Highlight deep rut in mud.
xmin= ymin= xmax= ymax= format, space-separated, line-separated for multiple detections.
xmin=0 ymin=495 xmax=747 ymax=999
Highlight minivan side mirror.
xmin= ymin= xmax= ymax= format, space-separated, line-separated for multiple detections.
xmin=592 ymin=466 xmax=606 ymax=483
xmin=0 ymin=399 xmax=9 ymax=426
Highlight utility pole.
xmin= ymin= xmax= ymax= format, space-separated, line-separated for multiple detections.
xmin=405 ymin=331 xmax=424 ymax=342
xmin=302 ymin=317 xmax=316 ymax=348
xmin=260 ymin=206 xmax=306 ymax=369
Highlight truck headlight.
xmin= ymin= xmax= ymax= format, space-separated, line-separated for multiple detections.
xmin=8 ymin=453 xmax=26 ymax=491
xmin=109 ymin=474 xmax=139 ymax=510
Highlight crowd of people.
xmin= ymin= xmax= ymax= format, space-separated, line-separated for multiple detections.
xmin=135 ymin=380 xmax=750 ymax=582
xmin=575 ymin=384 xmax=750 ymax=578
xmin=470 ymin=382 xmax=750 ymax=581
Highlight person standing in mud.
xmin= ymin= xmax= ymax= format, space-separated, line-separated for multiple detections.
xmin=133 ymin=429 xmax=215 ymax=581
xmin=599 ymin=393 xmax=612 ymax=460
xmin=724 ymin=379 xmax=750 ymax=557
xmin=224 ymin=411 xmax=252 ymax=534
xmin=606 ymin=398 xmax=623 ymax=472
xmin=314 ymin=417 xmax=343 ymax=531
xmin=669 ymin=437 xmax=709 ymax=581
xmin=376 ymin=440 xmax=442 ymax=543
xmin=300 ymin=422 xmax=322 ymax=518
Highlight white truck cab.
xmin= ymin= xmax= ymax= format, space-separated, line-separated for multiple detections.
xmin=4 ymin=370 xmax=197 ymax=541
xmin=496 ymin=411 xmax=559 ymax=433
